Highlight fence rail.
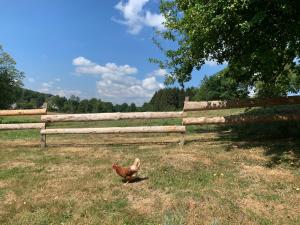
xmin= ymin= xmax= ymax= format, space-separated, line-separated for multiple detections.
xmin=184 ymin=96 xmax=300 ymax=111
xmin=41 ymin=111 xmax=183 ymax=122
xmin=183 ymin=114 xmax=300 ymax=125
xmin=0 ymin=123 xmax=46 ymax=130
xmin=0 ymin=108 xmax=47 ymax=116
xmin=41 ymin=126 xmax=186 ymax=135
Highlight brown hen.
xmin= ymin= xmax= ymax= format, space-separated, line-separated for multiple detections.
xmin=112 ymin=158 xmax=140 ymax=184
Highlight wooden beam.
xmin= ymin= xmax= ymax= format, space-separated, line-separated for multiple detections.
xmin=41 ymin=111 xmax=183 ymax=122
xmin=41 ymin=126 xmax=186 ymax=134
xmin=0 ymin=108 xmax=47 ymax=116
xmin=184 ymin=96 xmax=300 ymax=111
xmin=0 ymin=123 xmax=46 ymax=130
xmin=183 ymin=114 xmax=300 ymax=125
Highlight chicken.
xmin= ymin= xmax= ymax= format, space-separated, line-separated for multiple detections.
xmin=112 ymin=158 xmax=140 ymax=184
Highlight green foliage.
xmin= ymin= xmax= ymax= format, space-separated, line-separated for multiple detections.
xmin=0 ymin=45 xmax=24 ymax=109
xmin=15 ymin=88 xmax=51 ymax=109
xmin=149 ymin=87 xmax=196 ymax=111
xmin=195 ymin=69 xmax=249 ymax=100
xmin=155 ymin=0 xmax=300 ymax=96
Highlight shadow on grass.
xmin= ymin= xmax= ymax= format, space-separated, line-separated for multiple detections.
xmin=191 ymin=105 xmax=300 ymax=167
xmin=122 ymin=177 xmax=149 ymax=184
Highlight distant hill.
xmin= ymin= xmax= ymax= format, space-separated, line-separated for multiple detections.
xmin=14 ymin=88 xmax=52 ymax=109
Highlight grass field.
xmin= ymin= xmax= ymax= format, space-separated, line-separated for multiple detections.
xmin=0 ymin=107 xmax=300 ymax=225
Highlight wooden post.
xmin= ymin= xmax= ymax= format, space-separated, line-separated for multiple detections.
xmin=179 ymin=132 xmax=185 ymax=147
xmin=180 ymin=97 xmax=188 ymax=147
xmin=41 ymin=134 xmax=46 ymax=148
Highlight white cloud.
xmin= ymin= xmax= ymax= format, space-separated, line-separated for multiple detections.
xmin=72 ymin=56 xmax=164 ymax=105
xmin=73 ymin=56 xmax=93 ymax=66
xmin=38 ymin=78 xmax=80 ymax=98
xmin=114 ymin=0 xmax=165 ymax=34
xmin=38 ymin=86 xmax=82 ymax=98
xmin=147 ymin=68 xmax=168 ymax=77
xmin=28 ymin=77 xmax=35 ymax=83
xmin=42 ymin=81 xmax=53 ymax=88
xmin=96 ymin=74 xmax=164 ymax=105
xmin=142 ymin=76 xmax=164 ymax=90
xmin=73 ymin=56 xmax=138 ymax=76
xmin=55 ymin=89 xmax=82 ymax=98
xmin=41 ymin=77 xmax=61 ymax=89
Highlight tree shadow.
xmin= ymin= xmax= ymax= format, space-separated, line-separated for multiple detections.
xmin=192 ymin=105 xmax=300 ymax=168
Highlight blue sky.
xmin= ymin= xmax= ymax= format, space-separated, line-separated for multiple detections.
xmin=0 ymin=0 xmax=226 ymax=105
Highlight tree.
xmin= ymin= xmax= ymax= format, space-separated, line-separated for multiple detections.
xmin=128 ymin=103 xmax=137 ymax=112
xmin=149 ymin=88 xmax=187 ymax=111
xmin=63 ymin=95 xmax=80 ymax=113
xmin=154 ymin=0 xmax=300 ymax=96
xmin=195 ymin=69 xmax=249 ymax=100
xmin=48 ymin=95 xmax=66 ymax=111
xmin=0 ymin=45 xmax=24 ymax=108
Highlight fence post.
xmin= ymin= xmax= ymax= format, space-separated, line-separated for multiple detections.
xmin=179 ymin=132 xmax=185 ymax=147
xmin=179 ymin=97 xmax=188 ymax=147
xmin=41 ymin=134 xmax=46 ymax=148
xmin=41 ymin=102 xmax=47 ymax=148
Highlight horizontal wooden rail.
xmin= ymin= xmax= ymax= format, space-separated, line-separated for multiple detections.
xmin=184 ymin=96 xmax=300 ymax=111
xmin=0 ymin=123 xmax=46 ymax=130
xmin=41 ymin=126 xmax=186 ymax=134
xmin=41 ymin=111 xmax=183 ymax=122
xmin=0 ymin=108 xmax=47 ymax=116
xmin=183 ymin=114 xmax=300 ymax=125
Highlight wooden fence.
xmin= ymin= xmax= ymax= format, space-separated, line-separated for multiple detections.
xmin=0 ymin=108 xmax=47 ymax=131
xmin=40 ymin=112 xmax=185 ymax=147
xmin=183 ymin=96 xmax=300 ymax=127
xmin=0 ymin=96 xmax=300 ymax=147
xmin=184 ymin=96 xmax=300 ymax=111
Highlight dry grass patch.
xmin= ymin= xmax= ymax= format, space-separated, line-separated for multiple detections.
xmin=240 ymin=164 xmax=297 ymax=182
xmin=0 ymin=160 xmax=35 ymax=169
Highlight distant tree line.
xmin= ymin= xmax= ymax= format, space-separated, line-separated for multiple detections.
xmin=11 ymin=87 xmax=197 ymax=112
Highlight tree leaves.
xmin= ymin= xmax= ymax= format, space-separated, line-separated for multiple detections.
xmin=154 ymin=0 xmax=300 ymax=96
xmin=0 ymin=45 xmax=24 ymax=109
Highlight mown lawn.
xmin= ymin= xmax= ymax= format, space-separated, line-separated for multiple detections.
xmin=0 ymin=107 xmax=300 ymax=225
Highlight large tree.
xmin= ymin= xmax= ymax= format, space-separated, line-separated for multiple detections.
xmin=195 ymin=69 xmax=249 ymax=100
xmin=154 ymin=0 xmax=300 ymax=96
xmin=0 ymin=45 xmax=24 ymax=108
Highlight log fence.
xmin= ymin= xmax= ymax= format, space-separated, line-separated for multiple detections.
xmin=0 ymin=96 xmax=300 ymax=147
xmin=184 ymin=96 xmax=300 ymax=111
xmin=40 ymin=112 xmax=185 ymax=147
xmin=0 ymin=107 xmax=47 ymax=133
xmin=183 ymin=96 xmax=300 ymax=128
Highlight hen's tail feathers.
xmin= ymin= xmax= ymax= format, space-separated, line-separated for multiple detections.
xmin=130 ymin=158 xmax=140 ymax=172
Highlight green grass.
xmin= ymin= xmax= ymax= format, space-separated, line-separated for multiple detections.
xmin=0 ymin=106 xmax=300 ymax=224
